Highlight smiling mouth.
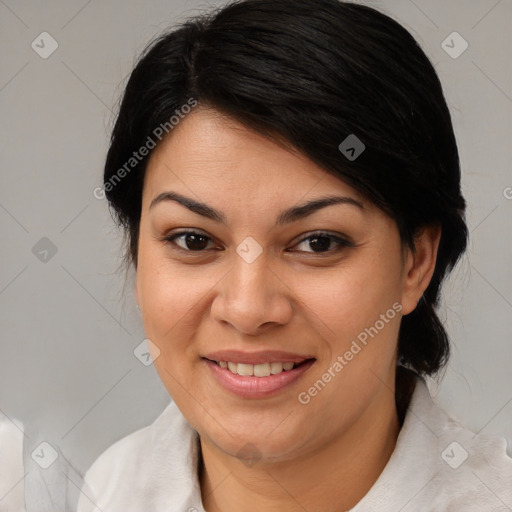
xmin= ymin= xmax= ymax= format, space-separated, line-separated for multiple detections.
xmin=205 ymin=358 xmax=315 ymax=377
xmin=203 ymin=356 xmax=317 ymax=398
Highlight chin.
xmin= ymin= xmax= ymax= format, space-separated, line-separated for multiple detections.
xmin=198 ymin=412 xmax=314 ymax=464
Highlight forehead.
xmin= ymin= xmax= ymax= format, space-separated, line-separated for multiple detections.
xmin=142 ymin=107 xmax=367 ymax=208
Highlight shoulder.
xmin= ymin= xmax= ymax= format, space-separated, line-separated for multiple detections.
xmin=426 ymin=388 xmax=512 ymax=510
xmin=0 ymin=415 xmax=26 ymax=511
xmin=77 ymin=400 xmax=201 ymax=512
xmin=400 ymin=375 xmax=512 ymax=510
xmin=352 ymin=373 xmax=512 ymax=511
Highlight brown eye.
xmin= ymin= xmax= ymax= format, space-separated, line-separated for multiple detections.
xmin=291 ymin=232 xmax=353 ymax=254
xmin=165 ymin=231 xmax=215 ymax=251
xmin=307 ymin=235 xmax=332 ymax=252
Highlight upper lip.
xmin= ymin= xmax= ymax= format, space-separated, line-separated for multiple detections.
xmin=203 ymin=350 xmax=315 ymax=365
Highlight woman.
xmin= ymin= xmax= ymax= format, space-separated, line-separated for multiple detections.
xmin=77 ymin=0 xmax=512 ymax=510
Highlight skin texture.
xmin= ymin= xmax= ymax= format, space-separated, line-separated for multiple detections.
xmin=135 ymin=107 xmax=441 ymax=512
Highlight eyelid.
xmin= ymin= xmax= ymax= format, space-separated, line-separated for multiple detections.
xmin=160 ymin=228 xmax=354 ymax=255
xmin=289 ymin=231 xmax=354 ymax=253
xmin=160 ymin=229 xmax=219 ymax=252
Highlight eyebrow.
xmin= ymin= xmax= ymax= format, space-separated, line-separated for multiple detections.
xmin=149 ymin=191 xmax=365 ymax=225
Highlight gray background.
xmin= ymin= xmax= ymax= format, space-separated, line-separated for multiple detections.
xmin=1 ymin=0 xmax=511 ymax=477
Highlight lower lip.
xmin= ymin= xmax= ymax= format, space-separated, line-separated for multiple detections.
xmin=203 ymin=358 xmax=315 ymax=398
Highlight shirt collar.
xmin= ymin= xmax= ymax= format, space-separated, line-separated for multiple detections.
xmin=160 ymin=372 xmax=438 ymax=511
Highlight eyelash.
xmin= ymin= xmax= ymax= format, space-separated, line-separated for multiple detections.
xmin=161 ymin=229 xmax=354 ymax=255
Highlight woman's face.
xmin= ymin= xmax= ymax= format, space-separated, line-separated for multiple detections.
xmin=135 ymin=107 xmax=427 ymax=463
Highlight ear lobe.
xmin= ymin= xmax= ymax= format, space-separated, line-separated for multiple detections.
xmin=400 ymin=224 xmax=442 ymax=316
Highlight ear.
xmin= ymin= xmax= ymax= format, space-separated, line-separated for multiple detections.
xmin=400 ymin=224 xmax=442 ymax=316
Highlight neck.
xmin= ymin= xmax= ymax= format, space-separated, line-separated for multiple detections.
xmin=200 ymin=369 xmax=412 ymax=512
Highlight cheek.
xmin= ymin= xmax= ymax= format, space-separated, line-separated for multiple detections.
xmin=136 ymin=242 xmax=203 ymax=354
xmin=302 ymin=250 xmax=404 ymax=343
xmin=136 ymin=252 xmax=209 ymax=407
xmin=139 ymin=267 xmax=195 ymax=332
xmin=298 ymin=251 xmax=403 ymax=402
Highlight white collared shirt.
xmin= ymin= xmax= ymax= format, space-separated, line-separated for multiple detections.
xmin=77 ymin=376 xmax=512 ymax=512
xmin=0 ymin=414 xmax=87 ymax=512
xmin=0 ymin=414 xmax=26 ymax=511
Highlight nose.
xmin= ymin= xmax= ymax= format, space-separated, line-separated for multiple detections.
xmin=210 ymin=250 xmax=294 ymax=336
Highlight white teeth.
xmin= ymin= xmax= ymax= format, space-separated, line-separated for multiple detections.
xmin=219 ymin=361 xmax=297 ymax=377
xmin=270 ymin=362 xmax=283 ymax=374
xmin=237 ymin=363 xmax=254 ymax=376
xmin=253 ymin=363 xmax=271 ymax=377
